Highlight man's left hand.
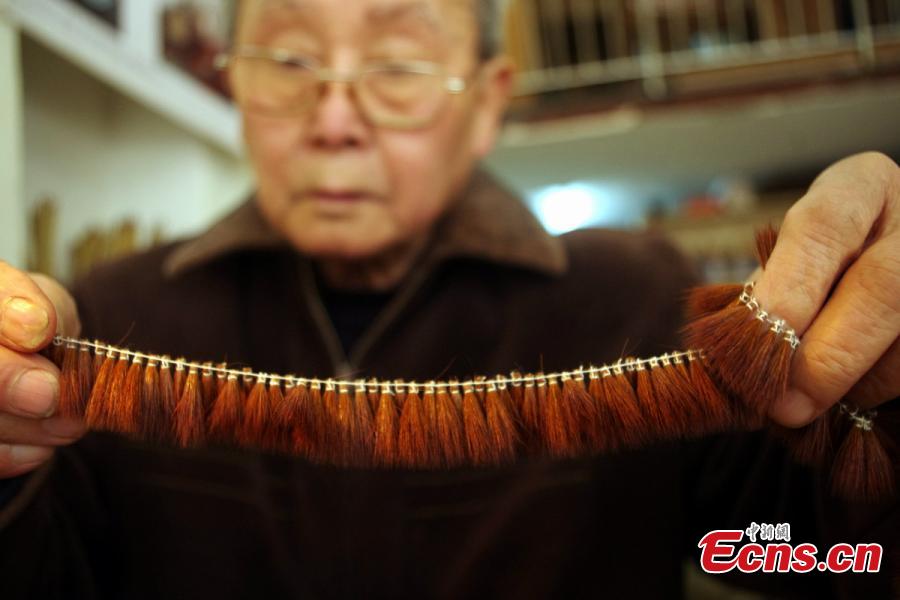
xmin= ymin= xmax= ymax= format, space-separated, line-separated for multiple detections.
xmin=754 ymin=151 xmax=899 ymax=427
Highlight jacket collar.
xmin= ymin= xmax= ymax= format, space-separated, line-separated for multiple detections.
xmin=162 ymin=168 xmax=568 ymax=279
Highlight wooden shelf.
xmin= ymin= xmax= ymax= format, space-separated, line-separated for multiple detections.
xmin=1 ymin=0 xmax=242 ymax=155
xmin=490 ymin=78 xmax=900 ymax=195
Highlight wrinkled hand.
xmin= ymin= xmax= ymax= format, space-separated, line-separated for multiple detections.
xmin=0 ymin=262 xmax=85 ymax=479
xmin=755 ymin=152 xmax=900 ymax=427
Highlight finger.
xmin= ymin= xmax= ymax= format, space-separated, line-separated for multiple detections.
xmin=770 ymin=235 xmax=900 ymax=426
xmin=0 ymin=262 xmax=59 ymax=352
xmin=29 ymin=273 xmax=81 ymax=339
xmin=845 ymin=335 xmax=900 ymax=410
xmin=754 ymin=153 xmax=895 ymax=336
xmin=0 ymin=444 xmax=54 ymax=479
xmin=0 ymin=345 xmax=61 ymax=418
xmin=0 ymin=412 xmax=85 ymax=446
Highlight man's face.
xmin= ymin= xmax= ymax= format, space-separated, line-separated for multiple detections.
xmin=234 ymin=0 xmax=512 ymax=260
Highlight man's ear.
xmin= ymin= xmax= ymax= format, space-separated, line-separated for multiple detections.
xmin=470 ymin=55 xmax=516 ymax=159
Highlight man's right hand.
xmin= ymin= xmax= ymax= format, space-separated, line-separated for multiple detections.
xmin=0 ymin=261 xmax=85 ymax=479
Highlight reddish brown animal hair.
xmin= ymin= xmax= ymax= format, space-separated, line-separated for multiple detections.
xmin=40 ymin=226 xmax=896 ymax=502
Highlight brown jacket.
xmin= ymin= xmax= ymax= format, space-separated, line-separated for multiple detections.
xmin=0 ymin=171 xmax=895 ymax=599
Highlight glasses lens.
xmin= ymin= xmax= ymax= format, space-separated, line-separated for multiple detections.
xmin=359 ymin=65 xmax=447 ymax=128
xmin=230 ymin=55 xmax=318 ymax=116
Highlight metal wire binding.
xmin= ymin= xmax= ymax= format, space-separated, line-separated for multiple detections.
xmin=739 ymin=282 xmax=800 ymax=350
xmin=50 ymin=287 xmax=797 ymax=394
xmin=52 ymin=335 xmax=700 ymax=392
xmin=839 ymin=401 xmax=876 ymax=432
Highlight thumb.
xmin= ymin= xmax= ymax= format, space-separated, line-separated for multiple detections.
xmin=30 ymin=274 xmax=81 ymax=341
xmin=0 ymin=263 xmax=80 ymax=353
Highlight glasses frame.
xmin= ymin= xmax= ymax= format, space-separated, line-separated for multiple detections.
xmin=214 ymin=45 xmax=473 ymax=129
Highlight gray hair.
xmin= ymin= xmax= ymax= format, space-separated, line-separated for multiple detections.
xmin=476 ymin=0 xmax=504 ymax=60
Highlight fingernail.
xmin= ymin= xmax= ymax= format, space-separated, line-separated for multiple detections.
xmin=9 ymin=444 xmax=53 ymax=466
xmin=0 ymin=297 xmax=50 ymax=349
xmin=42 ymin=417 xmax=86 ymax=440
xmin=770 ymin=388 xmax=817 ymax=427
xmin=8 ymin=369 xmax=59 ymax=418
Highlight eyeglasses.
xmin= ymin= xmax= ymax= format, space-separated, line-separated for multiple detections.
xmin=215 ymin=46 xmax=473 ymax=130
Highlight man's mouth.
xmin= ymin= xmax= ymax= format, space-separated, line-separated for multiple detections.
xmin=307 ymin=189 xmax=373 ymax=203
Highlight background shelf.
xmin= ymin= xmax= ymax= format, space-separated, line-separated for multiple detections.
xmin=2 ymin=0 xmax=242 ymax=155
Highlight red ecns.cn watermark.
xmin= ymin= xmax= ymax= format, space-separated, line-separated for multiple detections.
xmin=698 ymin=523 xmax=882 ymax=574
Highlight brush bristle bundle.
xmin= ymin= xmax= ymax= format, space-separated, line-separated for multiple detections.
xmin=173 ymin=368 xmax=205 ymax=447
xmin=283 ymin=381 xmax=314 ymax=458
xmin=58 ymin=345 xmax=82 ymax=419
xmin=484 ymin=380 xmax=518 ymax=465
xmin=462 ymin=381 xmax=491 ymax=465
xmin=600 ymin=363 xmax=648 ymax=449
xmin=84 ymin=352 xmax=120 ymax=431
xmin=398 ymin=383 xmax=431 ymax=468
xmin=755 ymin=224 xmax=779 ymax=267
xmin=682 ymin=301 xmax=791 ymax=416
xmin=684 ymin=284 xmax=745 ymax=321
xmin=831 ymin=424 xmax=896 ymax=502
xmin=434 ymin=383 xmax=465 ymax=467
xmin=239 ymin=376 xmax=272 ymax=449
xmin=208 ymin=374 xmax=242 ymax=445
xmin=373 ymin=384 xmax=399 ymax=468
xmin=141 ymin=360 xmax=169 ymax=442
xmin=352 ymin=382 xmax=375 ymax=468
xmin=200 ymin=364 xmax=216 ymax=416
xmin=519 ymin=377 xmax=542 ymax=453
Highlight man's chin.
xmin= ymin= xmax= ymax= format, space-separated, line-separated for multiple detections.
xmin=286 ymin=228 xmax=396 ymax=260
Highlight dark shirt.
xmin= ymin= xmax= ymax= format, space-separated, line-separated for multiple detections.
xmin=0 ymin=477 xmax=24 ymax=509
xmin=313 ymin=267 xmax=395 ymax=356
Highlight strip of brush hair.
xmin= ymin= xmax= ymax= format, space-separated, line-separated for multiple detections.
xmin=140 ymin=359 xmax=170 ymax=443
xmin=84 ymin=352 xmax=127 ymax=432
xmin=434 ymin=383 xmax=466 ymax=467
xmin=561 ymin=374 xmax=602 ymax=453
xmin=58 ymin=344 xmax=84 ymax=419
xmin=173 ymin=367 xmax=205 ymax=448
xmin=398 ymin=382 xmax=432 ymax=468
xmin=601 ymin=363 xmax=650 ymax=449
xmin=462 ymin=381 xmax=492 ymax=465
xmin=239 ymin=375 xmax=273 ymax=450
xmin=207 ymin=374 xmax=243 ymax=446
xmin=831 ymin=423 xmax=896 ymax=503
xmin=373 ymin=384 xmax=400 ymax=468
xmin=682 ymin=299 xmax=792 ymax=416
xmin=483 ymin=379 xmax=518 ymax=465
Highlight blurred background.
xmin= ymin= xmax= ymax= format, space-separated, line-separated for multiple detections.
xmin=1 ymin=0 xmax=899 ymax=288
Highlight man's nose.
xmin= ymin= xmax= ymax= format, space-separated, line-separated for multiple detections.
xmin=307 ymin=81 xmax=368 ymax=150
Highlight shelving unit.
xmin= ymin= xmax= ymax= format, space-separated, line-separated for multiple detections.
xmin=0 ymin=0 xmax=252 ymax=280
xmin=487 ymin=77 xmax=900 ymax=205
xmin=1 ymin=0 xmax=242 ymax=155
xmin=0 ymin=18 xmax=26 ymax=268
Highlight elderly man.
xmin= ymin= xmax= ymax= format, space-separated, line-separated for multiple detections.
xmin=0 ymin=0 xmax=897 ymax=598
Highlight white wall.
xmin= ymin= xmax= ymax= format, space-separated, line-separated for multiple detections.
xmin=0 ymin=20 xmax=26 ymax=268
xmin=22 ymin=36 xmax=253 ymax=281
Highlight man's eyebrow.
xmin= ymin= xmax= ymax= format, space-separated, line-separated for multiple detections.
xmin=266 ymin=0 xmax=309 ymax=8
xmin=255 ymin=0 xmax=315 ymax=16
xmin=365 ymin=2 xmax=444 ymax=31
